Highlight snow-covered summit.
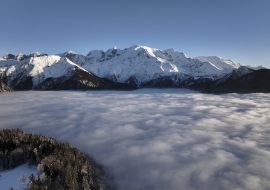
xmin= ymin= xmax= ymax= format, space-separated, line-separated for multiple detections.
xmin=246 ymin=65 xmax=266 ymax=70
xmin=58 ymin=45 xmax=246 ymax=86
xmin=0 ymin=55 xmax=84 ymax=88
xmin=58 ymin=50 xmax=76 ymax=57
xmin=1 ymin=45 xmax=258 ymax=89
xmin=194 ymin=56 xmax=242 ymax=70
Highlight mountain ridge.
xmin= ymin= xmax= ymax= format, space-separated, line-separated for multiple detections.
xmin=1 ymin=45 xmax=267 ymax=92
xmin=203 ymin=69 xmax=270 ymax=93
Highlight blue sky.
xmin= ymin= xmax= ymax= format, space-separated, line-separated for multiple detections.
xmin=0 ymin=0 xmax=269 ymax=67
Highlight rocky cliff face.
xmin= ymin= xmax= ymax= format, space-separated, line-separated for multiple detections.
xmin=0 ymin=79 xmax=14 ymax=92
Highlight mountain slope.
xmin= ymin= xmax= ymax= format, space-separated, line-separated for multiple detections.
xmin=59 ymin=45 xmax=246 ymax=87
xmin=0 ymin=56 xmax=135 ymax=90
xmin=0 ymin=129 xmax=116 ymax=190
xmin=203 ymin=69 xmax=270 ymax=93
xmin=1 ymin=45 xmax=264 ymax=91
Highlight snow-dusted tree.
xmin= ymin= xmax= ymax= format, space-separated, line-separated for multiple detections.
xmin=0 ymin=151 xmax=3 ymax=171
xmin=65 ymin=166 xmax=72 ymax=189
xmin=82 ymin=175 xmax=90 ymax=190
xmin=99 ymin=183 xmax=104 ymax=190
xmin=28 ymin=173 xmax=36 ymax=190
xmin=19 ymin=173 xmax=27 ymax=185
xmin=37 ymin=163 xmax=44 ymax=177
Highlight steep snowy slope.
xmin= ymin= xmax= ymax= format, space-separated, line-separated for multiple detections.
xmin=0 ymin=55 xmax=135 ymax=90
xmin=194 ymin=56 xmax=241 ymax=69
xmin=1 ymin=45 xmax=258 ymax=90
xmin=59 ymin=45 xmax=246 ymax=87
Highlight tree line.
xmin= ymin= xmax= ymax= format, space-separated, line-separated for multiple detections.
xmin=0 ymin=129 xmax=116 ymax=190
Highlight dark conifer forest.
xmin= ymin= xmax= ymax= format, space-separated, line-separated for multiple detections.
xmin=0 ymin=129 xmax=116 ymax=190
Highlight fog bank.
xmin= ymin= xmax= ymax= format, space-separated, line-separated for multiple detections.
xmin=1 ymin=89 xmax=270 ymax=190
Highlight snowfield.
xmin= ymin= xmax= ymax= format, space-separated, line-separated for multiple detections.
xmin=0 ymin=164 xmax=37 ymax=190
xmin=1 ymin=89 xmax=270 ymax=190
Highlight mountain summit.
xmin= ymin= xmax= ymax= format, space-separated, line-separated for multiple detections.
xmin=0 ymin=45 xmax=266 ymax=92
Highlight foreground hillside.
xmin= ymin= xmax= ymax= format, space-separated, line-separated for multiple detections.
xmin=0 ymin=129 xmax=115 ymax=190
xmin=0 ymin=164 xmax=37 ymax=190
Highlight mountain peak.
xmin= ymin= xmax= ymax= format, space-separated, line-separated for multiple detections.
xmin=163 ymin=48 xmax=175 ymax=53
xmin=67 ymin=50 xmax=76 ymax=54
xmin=30 ymin=52 xmax=41 ymax=57
xmin=3 ymin=53 xmax=15 ymax=60
xmin=86 ymin=49 xmax=105 ymax=58
xmin=130 ymin=45 xmax=141 ymax=49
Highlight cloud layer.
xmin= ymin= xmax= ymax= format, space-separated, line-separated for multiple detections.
xmin=1 ymin=89 xmax=270 ymax=190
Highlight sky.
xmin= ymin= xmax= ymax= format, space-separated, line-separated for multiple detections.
xmin=0 ymin=0 xmax=269 ymax=67
xmin=1 ymin=89 xmax=270 ymax=190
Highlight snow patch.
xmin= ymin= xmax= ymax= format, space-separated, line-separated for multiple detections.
xmin=0 ymin=164 xmax=37 ymax=190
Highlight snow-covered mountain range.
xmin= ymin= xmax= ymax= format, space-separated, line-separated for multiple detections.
xmin=0 ymin=45 xmax=266 ymax=91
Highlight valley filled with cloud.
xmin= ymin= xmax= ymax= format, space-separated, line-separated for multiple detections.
xmin=1 ymin=89 xmax=270 ymax=190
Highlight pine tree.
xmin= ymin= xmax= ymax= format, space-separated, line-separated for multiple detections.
xmin=99 ymin=184 xmax=104 ymax=190
xmin=29 ymin=173 xmax=36 ymax=190
xmin=9 ymin=154 xmax=15 ymax=169
xmin=82 ymin=175 xmax=90 ymax=190
xmin=64 ymin=166 xmax=72 ymax=190
xmin=19 ymin=173 xmax=27 ymax=185
xmin=0 ymin=151 xmax=3 ymax=171
xmin=37 ymin=176 xmax=42 ymax=187
xmin=0 ymin=129 xmax=115 ymax=190
xmin=72 ymin=165 xmax=79 ymax=190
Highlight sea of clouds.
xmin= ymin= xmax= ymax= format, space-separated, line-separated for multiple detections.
xmin=1 ymin=89 xmax=270 ymax=190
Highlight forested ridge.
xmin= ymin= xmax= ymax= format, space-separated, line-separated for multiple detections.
xmin=0 ymin=129 xmax=116 ymax=190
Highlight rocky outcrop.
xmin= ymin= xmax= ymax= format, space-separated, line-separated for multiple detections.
xmin=3 ymin=52 xmax=49 ymax=61
xmin=3 ymin=53 xmax=15 ymax=60
xmin=35 ymin=66 xmax=137 ymax=91
xmin=16 ymin=53 xmax=29 ymax=61
xmin=0 ymin=79 xmax=14 ymax=92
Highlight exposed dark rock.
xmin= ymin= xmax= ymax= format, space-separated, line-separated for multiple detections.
xmin=16 ymin=53 xmax=29 ymax=61
xmin=210 ymin=66 xmax=253 ymax=88
xmin=100 ymin=78 xmax=138 ymax=90
xmin=0 ymin=79 xmax=14 ymax=92
xmin=140 ymin=75 xmax=215 ymax=90
xmin=13 ymin=76 xmax=34 ymax=90
xmin=30 ymin=52 xmax=41 ymax=57
xmin=3 ymin=53 xmax=15 ymax=60
xmin=125 ymin=76 xmax=141 ymax=87
xmin=41 ymin=67 xmax=105 ymax=90
xmin=34 ymin=67 xmax=137 ymax=91
xmin=141 ymin=76 xmax=175 ymax=87
xmin=183 ymin=77 xmax=216 ymax=90
xmin=203 ymin=69 xmax=270 ymax=93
